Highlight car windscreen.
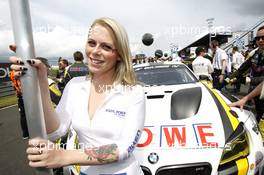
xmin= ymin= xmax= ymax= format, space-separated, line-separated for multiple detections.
xmin=135 ymin=65 xmax=198 ymax=85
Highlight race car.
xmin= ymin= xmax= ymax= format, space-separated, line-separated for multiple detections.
xmin=133 ymin=62 xmax=264 ymax=175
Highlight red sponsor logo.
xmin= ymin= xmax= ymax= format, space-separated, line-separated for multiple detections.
xmin=137 ymin=123 xmax=218 ymax=148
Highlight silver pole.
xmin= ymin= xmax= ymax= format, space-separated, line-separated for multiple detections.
xmin=9 ymin=0 xmax=53 ymax=174
xmin=206 ymin=18 xmax=214 ymax=48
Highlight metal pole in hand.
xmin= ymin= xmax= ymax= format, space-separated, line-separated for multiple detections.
xmin=9 ymin=0 xmax=53 ymax=174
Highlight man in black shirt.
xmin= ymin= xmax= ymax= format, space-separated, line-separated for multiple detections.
xmin=63 ymin=51 xmax=89 ymax=85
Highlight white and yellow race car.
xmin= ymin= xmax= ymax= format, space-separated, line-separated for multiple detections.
xmin=133 ymin=62 xmax=264 ymax=175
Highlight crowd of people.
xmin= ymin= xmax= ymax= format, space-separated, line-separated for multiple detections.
xmin=55 ymin=51 xmax=89 ymax=93
xmin=132 ymin=55 xmax=177 ymax=65
xmin=189 ymin=25 xmax=264 ymax=139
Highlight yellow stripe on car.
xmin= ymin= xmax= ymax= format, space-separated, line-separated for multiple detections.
xmin=203 ymin=83 xmax=239 ymax=130
xmin=236 ymin=158 xmax=249 ymax=175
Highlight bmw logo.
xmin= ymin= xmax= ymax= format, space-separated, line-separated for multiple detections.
xmin=148 ymin=152 xmax=159 ymax=164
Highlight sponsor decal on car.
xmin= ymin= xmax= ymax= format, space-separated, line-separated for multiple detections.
xmin=137 ymin=123 xmax=219 ymax=148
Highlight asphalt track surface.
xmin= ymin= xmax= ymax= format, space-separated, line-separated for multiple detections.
xmin=0 ymin=105 xmax=35 ymax=175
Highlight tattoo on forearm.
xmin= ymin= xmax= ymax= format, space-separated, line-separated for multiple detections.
xmin=84 ymin=144 xmax=118 ymax=163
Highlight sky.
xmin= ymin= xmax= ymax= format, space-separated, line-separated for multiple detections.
xmin=0 ymin=0 xmax=264 ymax=60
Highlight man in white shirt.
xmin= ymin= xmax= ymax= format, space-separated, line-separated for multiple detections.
xmin=231 ymin=46 xmax=245 ymax=93
xmin=232 ymin=46 xmax=245 ymax=70
xmin=192 ymin=47 xmax=213 ymax=80
xmin=211 ymin=40 xmax=228 ymax=90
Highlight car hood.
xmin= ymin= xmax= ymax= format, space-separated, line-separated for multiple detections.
xmin=135 ymin=82 xmax=238 ymax=172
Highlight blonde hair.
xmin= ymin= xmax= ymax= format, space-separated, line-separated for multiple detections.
xmin=88 ymin=17 xmax=137 ymax=85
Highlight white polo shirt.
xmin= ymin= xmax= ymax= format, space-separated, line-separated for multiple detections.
xmin=192 ymin=56 xmax=213 ymax=78
xmin=48 ymin=76 xmax=145 ymax=175
xmin=232 ymin=51 xmax=245 ymax=70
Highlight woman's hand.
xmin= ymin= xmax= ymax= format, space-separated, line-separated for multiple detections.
xmin=9 ymin=56 xmax=48 ymax=80
xmin=26 ymin=138 xmax=68 ymax=168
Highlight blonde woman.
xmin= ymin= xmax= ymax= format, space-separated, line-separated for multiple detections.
xmin=10 ymin=17 xmax=145 ymax=175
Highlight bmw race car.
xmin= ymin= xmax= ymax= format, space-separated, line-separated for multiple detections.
xmin=133 ymin=62 xmax=264 ymax=175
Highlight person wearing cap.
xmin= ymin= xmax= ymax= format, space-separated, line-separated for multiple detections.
xmin=35 ymin=57 xmax=62 ymax=106
xmin=192 ymin=47 xmax=213 ymax=80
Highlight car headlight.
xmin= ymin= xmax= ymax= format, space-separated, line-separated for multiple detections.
xmin=220 ymin=122 xmax=249 ymax=165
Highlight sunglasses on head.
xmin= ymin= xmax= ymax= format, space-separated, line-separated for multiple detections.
xmin=255 ymin=35 xmax=264 ymax=41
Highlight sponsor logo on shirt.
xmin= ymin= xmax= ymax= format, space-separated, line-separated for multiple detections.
xmin=195 ymin=63 xmax=205 ymax=66
xmin=105 ymin=109 xmax=126 ymax=118
xmin=69 ymin=67 xmax=88 ymax=72
xmin=127 ymin=130 xmax=141 ymax=153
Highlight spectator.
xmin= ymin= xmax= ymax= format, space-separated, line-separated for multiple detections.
xmin=36 ymin=57 xmax=62 ymax=106
xmin=56 ymin=58 xmax=69 ymax=92
xmin=211 ymin=40 xmax=228 ymax=90
xmin=232 ymin=46 xmax=245 ymax=70
xmin=10 ymin=70 xmax=29 ymax=139
xmin=192 ymin=47 xmax=213 ymax=80
xmin=63 ymin=51 xmax=89 ymax=86
xmin=231 ymin=46 xmax=245 ymax=93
